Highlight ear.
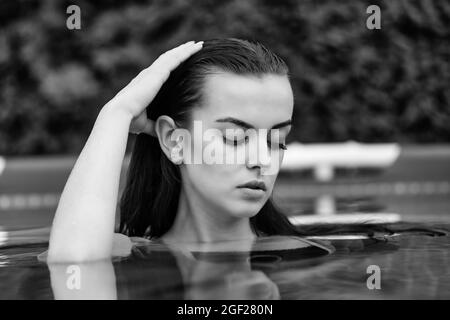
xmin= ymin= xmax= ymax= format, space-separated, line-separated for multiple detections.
xmin=154 ymin=115 xmax=182 ymax=164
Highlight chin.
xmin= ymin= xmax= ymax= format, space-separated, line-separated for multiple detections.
xmin=228 ymin=201 xmax=264 ymax=218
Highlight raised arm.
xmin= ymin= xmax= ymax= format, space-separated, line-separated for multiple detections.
xmin=47 ymin=41 xmax=203 ymax=263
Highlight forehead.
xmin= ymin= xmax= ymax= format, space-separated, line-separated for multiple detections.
xmin=191 ymin=72 xmax=293 ymax=128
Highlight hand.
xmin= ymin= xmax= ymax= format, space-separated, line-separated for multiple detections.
xmin=107 ymin=40 xmax=204 ymax=135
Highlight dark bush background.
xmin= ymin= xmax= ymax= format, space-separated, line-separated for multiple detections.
xmin=0 ymin=0 xmax=449 ymax=155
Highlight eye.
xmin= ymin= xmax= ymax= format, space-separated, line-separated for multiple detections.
xmin=223 ymin=136 xmax=247 ymax=146
xmin=268 ymin=130 xmax=287 ymax=150
xmin=222 ymin=129 xmax=247 ymax=146
xmin=267 ymin=140 xmax=288 ymax=150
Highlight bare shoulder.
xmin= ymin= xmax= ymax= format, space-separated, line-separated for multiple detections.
xmin=112 ymin=233 xmax=134 ymax=257
xmin=113 ymin=233 xmax=160 ymax=255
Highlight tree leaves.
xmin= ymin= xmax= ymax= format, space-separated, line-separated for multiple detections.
xmin=0 ymin=0 xmax=448 ymax=155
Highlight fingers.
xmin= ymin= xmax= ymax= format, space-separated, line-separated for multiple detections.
xmin=141 ymin=119 xmax=156 ymax=137
xmin=125 ymin=41 xmax=203 ymax=88
xmin=124 ymin=41 xmax=204 ymax=108
xmin=144 ymin=40 xmax=203 ymax=77
xmin=157 ymin=40 xmax=204 ymax=69
xmin=129 ymin=115 xmax=156 ymax=136
xmin=113 ymin=41 xmax=204 ymax=119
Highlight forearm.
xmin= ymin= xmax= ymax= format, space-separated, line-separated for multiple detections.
xmin=48 ymin=102 xmax=133 ymax=262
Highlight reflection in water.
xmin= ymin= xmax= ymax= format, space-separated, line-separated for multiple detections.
xmin=94 ymin=236 xmax=331 ymax=299
xmin=1 ymin=230 xmax=449 ymax=299
xmin=43 ymin=236 xmax=331 ymax=300
xmin=113 ymin=247 xmax=281 ymax=300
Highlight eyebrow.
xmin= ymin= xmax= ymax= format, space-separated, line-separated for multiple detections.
xmin=215 ymin=117 xmax=292 ymax=130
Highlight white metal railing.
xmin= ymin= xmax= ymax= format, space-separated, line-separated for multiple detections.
xmin=0 ymin=156 xmax=5 ymax=176
xmin=281 ymin=141 xmax=401 ymax=181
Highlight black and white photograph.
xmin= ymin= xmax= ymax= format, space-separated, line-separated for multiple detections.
xmin=0 ymin=0 xmax=449 ymax=303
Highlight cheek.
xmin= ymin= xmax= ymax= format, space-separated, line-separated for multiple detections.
xmin=182 ymin=133 xmax=246 ymax=199
xmin=185 ymin=162 xmax=238 ymax=195
xmin=261 ymin=149 xmax=285 ymax=177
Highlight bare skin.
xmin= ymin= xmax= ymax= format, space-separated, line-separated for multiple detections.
xmin=47 ymin=41 xmax=204 ymax=263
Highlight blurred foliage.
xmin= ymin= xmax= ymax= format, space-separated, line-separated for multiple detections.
xmin=0 ymin=0 xmax=449 ymax=155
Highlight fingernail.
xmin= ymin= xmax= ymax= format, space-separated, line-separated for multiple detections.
xmin=196 ymin=41 xmax=204 ymax=46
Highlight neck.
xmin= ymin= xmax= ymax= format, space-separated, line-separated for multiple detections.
xmin=161 ymin=184 xmax=256 ymax=244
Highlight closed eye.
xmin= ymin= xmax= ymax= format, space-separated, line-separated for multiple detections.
xmin=222 ymin=136 xmax=287 ymax=150
xmin=222 ymin=136 xmax=246 ymax=146
xmin=268 ymin=140 xmax=288 ymax=150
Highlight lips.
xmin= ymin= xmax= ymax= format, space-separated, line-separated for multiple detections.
xmin=237 ymin=180 xmax=267 ymax=191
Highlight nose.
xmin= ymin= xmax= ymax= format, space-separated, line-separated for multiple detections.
xmin=246 ymin=129 xmax=272 ymax=172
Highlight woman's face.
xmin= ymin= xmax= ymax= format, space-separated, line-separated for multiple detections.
xmin=179 ymin=71 xmax=293 ymax=219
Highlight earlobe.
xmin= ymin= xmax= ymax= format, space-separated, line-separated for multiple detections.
xmin=170 ymin=143 xmax=184 ymax=165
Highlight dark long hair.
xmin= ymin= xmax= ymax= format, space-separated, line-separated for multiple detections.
xmin=119 ymin=38 xmax=301 ymax=239
xmin=119 ymin=38 xmax=448 ymax=241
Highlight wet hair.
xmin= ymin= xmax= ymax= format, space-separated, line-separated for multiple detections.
xmin=118 ymin=38 xmax=449 ymax=240
xmin=119 ymin=38 xmax=301 ymax=238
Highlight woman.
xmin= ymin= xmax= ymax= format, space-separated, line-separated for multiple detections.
xmin=45 ymin=38 xmax=335 ymax=263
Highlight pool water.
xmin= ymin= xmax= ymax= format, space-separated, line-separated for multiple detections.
xmin=0 ymin=224 xmax=448 ymax=299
